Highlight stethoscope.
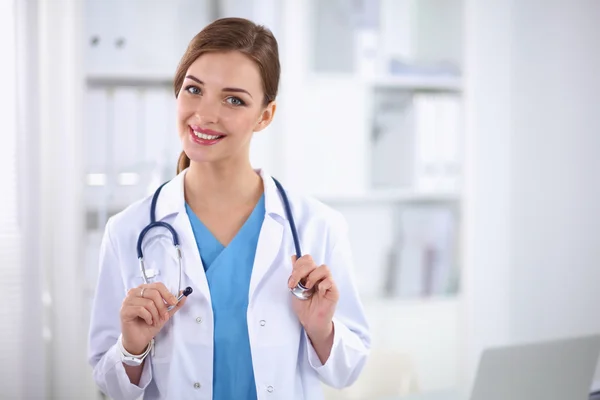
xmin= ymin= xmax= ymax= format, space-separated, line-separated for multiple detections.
xmin=137 ymin=177 xmax=314 ymax=304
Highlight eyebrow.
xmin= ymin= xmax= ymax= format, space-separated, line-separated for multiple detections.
xmin=185 ymin=75 xmax=253 ymax=98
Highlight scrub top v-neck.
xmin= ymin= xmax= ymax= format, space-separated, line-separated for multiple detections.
xmin=185 ymin=194 xmax=265 ymax=400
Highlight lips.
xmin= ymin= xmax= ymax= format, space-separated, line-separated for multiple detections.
xmin=188 ymin=126 xmax=225 ymax=146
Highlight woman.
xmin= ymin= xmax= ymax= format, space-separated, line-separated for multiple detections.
xmin=88 ymin=17 xmax=370 ymax=400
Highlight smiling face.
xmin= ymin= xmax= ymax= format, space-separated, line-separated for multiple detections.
xmin=176 ymin=51 xmax=276 ymax=166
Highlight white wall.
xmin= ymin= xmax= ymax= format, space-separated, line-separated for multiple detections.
xmin=38 ymin=0 xmax=94 ymax=398
xmin=461 ymin=0 xmax=513 ymax=382
xmin=463 ymin=0 xmax=600 ymax=389
xmin=509 ymin=0 xmax=600 ymax=343
xmin=15 ymin=0 xmax=46 ymax=398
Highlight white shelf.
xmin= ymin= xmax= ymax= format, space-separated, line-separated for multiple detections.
xmin=317 ymin=189 xmax=461 ymax=205
xmin=307 ymin=72 xmax=463 ymax=92
xmin=86 ymin=70 xmax=462 ymax=93
xmin=369 ymin=75 xmax=463 ymax=92
xmin=86 ymin=71 xmax=174 ymax=87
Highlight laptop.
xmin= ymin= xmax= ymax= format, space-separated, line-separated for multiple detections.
xmin=469 ymin=334 xmax=600 ymax=400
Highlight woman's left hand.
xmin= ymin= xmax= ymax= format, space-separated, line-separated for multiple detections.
xmin=288 ymin=255 xmax=339 ymax=341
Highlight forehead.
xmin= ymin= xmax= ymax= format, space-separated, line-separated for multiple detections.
xmin=186 ymin=51 xmax=263 ymax=94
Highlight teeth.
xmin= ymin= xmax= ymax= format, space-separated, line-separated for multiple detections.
xmin=193 ymin=130 xmax=221 ymax=140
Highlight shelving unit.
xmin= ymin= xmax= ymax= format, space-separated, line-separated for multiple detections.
xmin=80 ymin=0 xmax=467 ymax=396
xmin=289 ymin=0 xmax=466 ymax=395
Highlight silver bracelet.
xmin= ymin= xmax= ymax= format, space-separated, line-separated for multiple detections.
xmin=117 ymin=334 xmax=153 ymax=366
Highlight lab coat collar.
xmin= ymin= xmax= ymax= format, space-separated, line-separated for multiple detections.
xmin=152 ymin=167 xmax=288 ymax=222
xmin=259 ymin=168 xmax=288 ymax=221
xmin=152 ymin=169 xmax=186 ymax=222
xmin=149 ymin=167 xmax=289 ymax=304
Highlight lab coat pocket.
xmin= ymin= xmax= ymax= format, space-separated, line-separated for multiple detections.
xmin=251 ymin=293 xmax=302 ymax=347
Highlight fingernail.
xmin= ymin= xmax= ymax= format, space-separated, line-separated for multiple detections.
xmin=164 ymin=312 xmax=169 ymax=319
xmin=288 ymin=277 xmax=294 ymax=288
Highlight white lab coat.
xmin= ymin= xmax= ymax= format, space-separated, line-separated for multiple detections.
xmin=88 ymin=168 xmax=371 ymax=400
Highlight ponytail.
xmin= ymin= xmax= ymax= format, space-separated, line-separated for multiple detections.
xmin=177 ymin=151 xmax=190 ymax=174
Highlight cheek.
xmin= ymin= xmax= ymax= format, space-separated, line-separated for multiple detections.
xmin=176 ymin=98 xmax=194 ymax=124
xmin=221 ymin=110 xmax=260 ymax=134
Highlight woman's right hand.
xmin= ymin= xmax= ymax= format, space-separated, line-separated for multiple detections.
xmin=119 ymin=283 xmax=187 ymax=355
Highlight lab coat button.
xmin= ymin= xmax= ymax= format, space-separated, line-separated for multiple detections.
xmin=267 ymin=385 xmax=274 ymax=393
xmin=196 ymin=317 xmax=202 ymax=324
xmin=193 ymin=382 xmax=201 ymax=389
xmin=260 ymin=320 xmax=266 ymax=326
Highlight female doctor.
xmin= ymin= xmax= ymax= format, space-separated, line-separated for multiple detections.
xmin=88 ymin=17 xmax=371 ymax=400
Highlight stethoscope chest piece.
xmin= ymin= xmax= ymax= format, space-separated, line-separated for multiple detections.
xmin=290 ymin=281 xmax=314 ymax=300
xmin=272 ymin=178 xmax=315 ymax=301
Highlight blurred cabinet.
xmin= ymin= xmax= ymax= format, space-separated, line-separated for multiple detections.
xmin=84 ymin=0 xmax=213 ymax=75
xmin=279 ymin=0 xmax=465 ymax=301
xmin=281 ymin=0 xmax=464 ymax=198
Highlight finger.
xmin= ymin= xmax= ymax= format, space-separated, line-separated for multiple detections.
xmin=130 ymin=297 xmax=161 ymax=325
xmin=289 ymin=258 xmax=318 ymax=288
xmin=304 ymin=265 xmax=332 ymax=289
xmin=316 ymin=277 xmax=335 ymax=295
xmin=292 ymin=254 xmax=314 ymax=270
xmin=142 ymin=288 xmax=170 ymax=320
xmin=123 ymin=304 xmax=154 ymax=325
xmin=168 ymin=295 xmax=187 ymax=316
xmin=146 ymin=282 xmax=178 ymax=306
xmin=137 ymin=306 xmax=154 ymax=325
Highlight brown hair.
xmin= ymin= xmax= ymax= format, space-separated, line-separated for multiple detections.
xmin=174 ymin=17 xmax=281 ymax=174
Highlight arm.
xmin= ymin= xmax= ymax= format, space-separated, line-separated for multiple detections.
xmin=87 ymin=218 xmax=153 ymax=400
xmin=307 ymin=323 xmax=335 ymax=364
xmin=304 ymin=214 xmax=372 ymax=389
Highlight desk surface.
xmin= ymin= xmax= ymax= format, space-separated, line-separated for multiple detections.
xmin=381 ymin=390 xmax=466 ymax=400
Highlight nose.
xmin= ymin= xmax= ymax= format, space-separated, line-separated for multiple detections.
xmin=194 ymin=97 xmax=220 ymax=125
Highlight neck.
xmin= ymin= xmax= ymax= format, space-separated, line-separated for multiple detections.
xmin=183 ymin=158 xmax=263 ymax=208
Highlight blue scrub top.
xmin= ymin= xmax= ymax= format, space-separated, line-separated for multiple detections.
xmin=185 ymin=194 xmax=265 ymax=400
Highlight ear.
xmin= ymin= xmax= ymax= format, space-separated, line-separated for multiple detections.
xmin=254 ymin=101 xmax=277 ymax=132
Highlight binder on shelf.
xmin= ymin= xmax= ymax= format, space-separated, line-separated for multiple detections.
xmin=85 ymin=89 xmax=108 ymax=175
xmin=368 ymin=91 xmax=462 ymax=195
xmin=370 ymin=91 xmax=415 ymax=189
xmin=112 ymin=88 xmax=141 ymax=174
xmin=439 ymin=95 xmax=462 ymax=192
xmin=84 ymin=88 xmax=110 ymax=231
xmin=388 ymin=205 xmax=458 ymax=298
xmin=413 ymin=94 xmax=438 ymax=192
xmin=412 ymin=93 xmax=462 ymax=193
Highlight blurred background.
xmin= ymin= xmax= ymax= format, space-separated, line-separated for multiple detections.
xmin=1 ymin=0 xmax=599 ymax=399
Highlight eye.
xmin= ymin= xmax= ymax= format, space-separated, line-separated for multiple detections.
xmin=226 ymin=97 xmax=245 ymax=107
xmin=185 ymin=85 xmax=201 ymax=95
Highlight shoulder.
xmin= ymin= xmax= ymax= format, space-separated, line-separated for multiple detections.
xmin=103 ymin=194 xmax=154 ymax=247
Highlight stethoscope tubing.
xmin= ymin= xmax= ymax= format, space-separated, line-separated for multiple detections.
xmin=137 ymin=177 xmax=313 ymax=301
